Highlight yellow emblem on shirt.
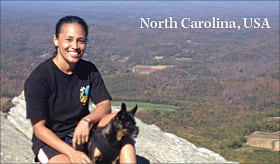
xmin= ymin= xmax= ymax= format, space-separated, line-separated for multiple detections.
xmin=80 ymin=85 xmax=90 ymax=105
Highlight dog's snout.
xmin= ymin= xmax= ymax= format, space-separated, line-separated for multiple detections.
xmin=132 ymin=126 xmax=139 ymax=138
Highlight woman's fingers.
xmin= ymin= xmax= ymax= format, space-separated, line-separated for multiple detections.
xmin=82 ymin=154 xmax=92 ymax=164
xmin=72 ymin=131 xmax=89 ymax=149
xmin=83 ymin=131 xmax=89 ymax=143
xmin=72 ymin=132 xmax=82 ymax=148
xmin=72 ymin=135 xmax=77 ymax=149
xmin=68 ymin=150 xmax=92 ymax=164
xmin=76 ymin=135 xmax=80 ymax=146
xmin=85 ymin=134 xmax=89 ymax=142
xmin=72 ymin=119 xmax=90 ymax=148
xmin=81 ymin=134 xmax=85 ymax=144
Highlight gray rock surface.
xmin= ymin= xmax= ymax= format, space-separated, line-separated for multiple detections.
xmin=135 ymin=118 xmax=230 ymax=163
xmin=0 ymin=112 xmax=34 ymax=163
xmin=1 ymin=92 xmax=237 ymax=163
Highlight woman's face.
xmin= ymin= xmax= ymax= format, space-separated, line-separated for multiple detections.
xmin=53 ymin=23 xmax=87 ymax=64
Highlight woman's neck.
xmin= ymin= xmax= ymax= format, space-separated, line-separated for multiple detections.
xmin=52 ymin=55 xmax=76 ymax=75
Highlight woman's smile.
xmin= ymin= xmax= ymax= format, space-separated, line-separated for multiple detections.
xmin=68 ymin=51 xmax=81 ymax=58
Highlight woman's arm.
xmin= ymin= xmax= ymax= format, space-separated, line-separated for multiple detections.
xmin=72 ymin=99 xmax=111 ymax=148
xmin=31 ymin=119 xmax=91 ymax=163
xmin=85 ymin=99 xmax=111 ymax=124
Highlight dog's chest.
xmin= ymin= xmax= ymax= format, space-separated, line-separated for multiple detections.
xmin=89 ymin=133 xmax=121 ymax=163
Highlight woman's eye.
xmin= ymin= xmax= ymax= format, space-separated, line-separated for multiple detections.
xmin=66 ymin=39 xmax=72 ymax=42
xmin=79 ymin=40 xmax=85 ymax=43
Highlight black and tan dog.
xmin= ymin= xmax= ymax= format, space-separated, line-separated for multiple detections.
xmin=87 ymin=103 xmax=139 ymax=164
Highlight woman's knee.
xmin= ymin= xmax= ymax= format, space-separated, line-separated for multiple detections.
xmin=119 ymin=143 xmax=136 ymax=164
xmin=48 ymin=154 xmax=71 ymax=163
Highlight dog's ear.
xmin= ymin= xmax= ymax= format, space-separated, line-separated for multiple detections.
xmin=129 ymin=105 xmax=138 ymax=116
xmin=117 ymin=103 xmax=127 ymax=119
xmin=121 ymin=103 xmax=127 ymax=112
xmin=121 ymin=103 xmax=126 ymax=113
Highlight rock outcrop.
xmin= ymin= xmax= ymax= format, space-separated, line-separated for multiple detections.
xmin=1 ymin=92 xmax=237 ymax=163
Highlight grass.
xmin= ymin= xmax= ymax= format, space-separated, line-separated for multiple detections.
xmin=111 ymin=101 xmax=180 ymax=112
xmin=223 ymin=147 xmax=280 ymax=164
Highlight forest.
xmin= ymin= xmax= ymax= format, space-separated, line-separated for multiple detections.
xmin=1 ymin=1 xmax=279 ymax=163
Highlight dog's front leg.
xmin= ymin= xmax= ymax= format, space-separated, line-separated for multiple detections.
xmin=92 ymin=148 xmax=102 ymax=164
xmin=112 ymin=157 xmax=119 ymax=164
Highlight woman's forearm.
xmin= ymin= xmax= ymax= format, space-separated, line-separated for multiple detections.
xmin=84 ymin=99 xmax=111 ymax=124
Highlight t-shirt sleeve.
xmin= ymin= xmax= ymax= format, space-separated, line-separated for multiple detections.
xmin=24 ymin=74 xmax=49 ymax=120
xmin=90 ymin=71 xmax=112 ymax=105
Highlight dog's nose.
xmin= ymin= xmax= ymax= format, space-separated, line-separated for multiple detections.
xmin=132 ymin=127 xmax=139 ymax=138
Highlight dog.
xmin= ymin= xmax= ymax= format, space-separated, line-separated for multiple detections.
xmin=87 ymin=103 xmax=139 ymax=164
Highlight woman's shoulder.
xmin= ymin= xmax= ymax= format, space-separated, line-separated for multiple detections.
xmin=77 ymin=59 xmax=99 ymax=72
xmin=79 ymin=58 xmax=96 ymax=67
xmin=27 ymin=58 xmax=54 ymax=80
xmin=38 ymin=57 xmax=54 ymax=68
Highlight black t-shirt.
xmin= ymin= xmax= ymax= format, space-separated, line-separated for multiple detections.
xmin=24 ymin=57 xmax=112 ymax=153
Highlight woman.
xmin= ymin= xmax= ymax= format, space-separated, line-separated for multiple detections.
xmin=24 ymin=16 xmax=136 ymax=163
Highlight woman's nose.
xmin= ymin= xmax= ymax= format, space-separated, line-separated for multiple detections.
xmin=71 ymin=41 xmax=79 ymax=49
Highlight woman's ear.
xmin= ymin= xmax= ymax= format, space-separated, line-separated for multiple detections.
xmin=53 ymin=35 xmax=59 ymax=47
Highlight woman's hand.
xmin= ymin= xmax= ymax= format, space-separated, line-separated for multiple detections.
xmin=67 ymin=149 xmax=92 ymax=164
xmin=72 ymin=118 xmax=91 ymax=149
